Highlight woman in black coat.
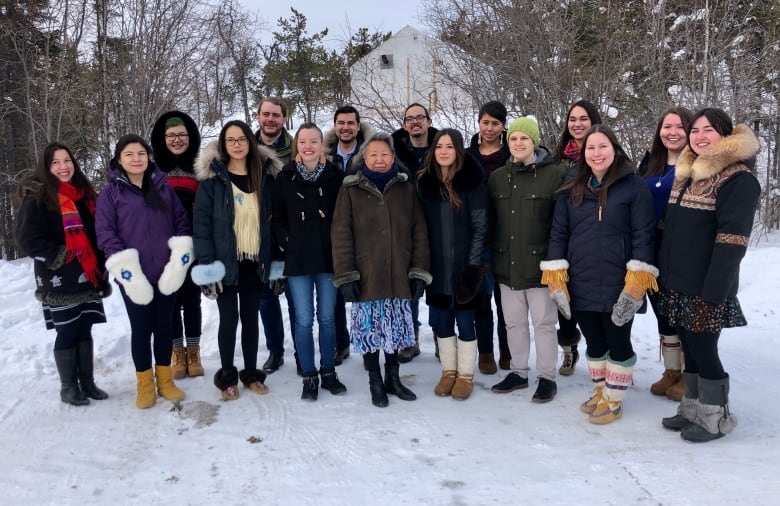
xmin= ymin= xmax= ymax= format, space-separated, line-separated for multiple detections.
xmin=417 ymin=128 xmax=488 ymax=401
xmin=272 ymin=123 xmax=346 ymax=401
xmin=542 ymin=125 xmax=657 ymax=425
xmin=16 ymin=142 xmax=111 ymax=406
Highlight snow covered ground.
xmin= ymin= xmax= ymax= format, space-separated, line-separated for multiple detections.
xmin=2 ymin=234 xmax=779 ymax=505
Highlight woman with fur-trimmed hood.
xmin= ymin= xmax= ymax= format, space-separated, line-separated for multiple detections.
xmin=191 ymin=120 xmax=281 ymax=401
xmin=657 ymin=108 xmax=761 ymax=443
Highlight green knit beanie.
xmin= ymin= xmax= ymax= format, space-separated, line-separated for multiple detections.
xmin=506 ymin=116 xmax=540 ymax=148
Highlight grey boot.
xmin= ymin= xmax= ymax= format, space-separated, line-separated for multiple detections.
xmin=662 ymin=371 xmax=698 ymax=431
xmin=53 ymin=348 xmax=90 ymax=406
xmin=680 ymin=375 xmax=737 ymax=443
xmin=76 ymin=339 xmax=109 ymax=400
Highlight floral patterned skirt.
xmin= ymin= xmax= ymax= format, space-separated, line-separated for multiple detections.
xmin=656 ymin=288 xmax=746 ymax=333
xmin=350 ymin=298 xmax=415 ymax=354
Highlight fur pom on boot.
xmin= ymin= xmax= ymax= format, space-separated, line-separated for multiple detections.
xmin=214 ymin=367 xmax=239 ymax=401
xmin=239 ymin=368 xmax=269 ymax=395
xmin=680 ymin=375 xmax=737 ymax=442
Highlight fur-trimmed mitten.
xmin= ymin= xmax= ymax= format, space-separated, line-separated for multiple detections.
xmin=611 ymin=260 xmax=659 ymax=326
xmin=158 ymin=236 xmax=194 ymax=295
xmin=105 ymin=248 xmax=154 ymax=305
xmin=455 ymin=265 xmax=485 ymax=305
xmin=191 ymin=261 xmax=225 ymax=300
xmin=540 ymin=259 xmax=571 ymax=320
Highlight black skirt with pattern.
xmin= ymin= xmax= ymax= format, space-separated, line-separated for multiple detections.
xmin=656 ymin=288 xmax=746 ymax=333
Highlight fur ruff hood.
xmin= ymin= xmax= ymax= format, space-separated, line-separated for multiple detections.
xmin=194 ymin=140 xmax=282 ymax=181
xmin=675 ymin=124 xmax=759 ymax=182
xmin=324 ymin=122 xmax=375 ymax=158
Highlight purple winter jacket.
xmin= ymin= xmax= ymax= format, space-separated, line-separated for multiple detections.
xmin=96 ymin=161 xmax=190 ymax=284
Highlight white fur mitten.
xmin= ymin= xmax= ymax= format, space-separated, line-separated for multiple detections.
xmin=105 ymin=248 xmax=154 ymax=305
xmin=158 ymin=236 xmax=194 ymax=295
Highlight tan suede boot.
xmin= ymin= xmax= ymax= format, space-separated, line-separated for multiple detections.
xmin=186 ymin=345 xmax=205 ymax=377
xmin=136 ymin=369 xmax=156 ymax=409
xmin=434 ymin=336 xmax=457 ymax=396
xmin=155 ymin=365 xmax=186 ymax=401
xmin=171 ymin=347 xmax=187 ymax=379
xmin=451 ymin=339 xmax=477 ymax=400
xmin=651 ymin=334 xmax=682 ymax=396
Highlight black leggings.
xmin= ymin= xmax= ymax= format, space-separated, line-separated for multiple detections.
xmin=172 ymin=275 xmax=202 ymax=340
xmin=573 ymin=310 xmax=634 ymax=362
xmin=217 ymin=263 xmax=262 ymax=373
xmin=122 ymin=288 xmax=176 ymax=371
xmin=54 ymin=322 xmax=93 ymax=350
xmin=678 ymin=327 xmax=725 ymax=380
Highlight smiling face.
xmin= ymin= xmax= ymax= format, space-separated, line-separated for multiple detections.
xmin=434 ymin=134 xmax=457 ymax=174
xmin=478 ymin=113 xmax=504 ymax=144
xmin=296 ymin=127 xmax=323 ymax=168
xmin=689 ymin=116 xmax=724 ymax=156
xmin=584 ymin=132 xmax=615 ymax=181
xmin=659 ymin=113 xmax=687 ymax=154
xmin=402 ymin=105 xmax=432 ymax=140
xmin=364 ymin=140 xmax=395 ymax=173
xmin=334 ymin=112 xmax=359 ymax=145
xmin=567 ymin=106 xmax=593 ymax=145
xmin=118 ymin=142 xmax=149 ymax=180
xmin=508 ymin=131 xmax=535 ymax=165
xmin=164 ymin=125 xmax=189 ymax=156
xmin=49 ymin=149 xmax=75 ymax=183
xmin=224 ymin=125 xmax=249 ymax=162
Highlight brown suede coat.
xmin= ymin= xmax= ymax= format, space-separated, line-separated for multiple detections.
xmin=331 ymin=170 xmax=432 ymax=301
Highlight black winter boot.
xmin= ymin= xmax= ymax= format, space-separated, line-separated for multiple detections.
xmin=320 ymin=368 xmax=347 ymax=395
xmin=368 ymin=369 xmax=388 ymax=407
xmin=54 ymin=348 xmax=90 ymax=406
xmin=76 ymin=339 xmax=108 ymax=400
xmin=384 ymin=364 xmax=416 ymax=401
xmin=301 ymin=374 xmax=319 ymax=401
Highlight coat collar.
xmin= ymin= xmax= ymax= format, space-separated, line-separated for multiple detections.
xmin=675 ymin=124 xmax=759 ymax=182
xmin=194 ymin=140 xmax=282 ymax=181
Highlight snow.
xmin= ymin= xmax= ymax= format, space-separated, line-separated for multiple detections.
xmin=2 ymin=234 xmax=780 ymax=505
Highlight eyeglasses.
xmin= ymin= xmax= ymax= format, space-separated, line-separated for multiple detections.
xmin=403 ymin=114 xmax=429 ymax=124
xmin=165 ymin=133 xmax=189 ymax=141
xmin=226 ymin=137 xmax=248 ymax=146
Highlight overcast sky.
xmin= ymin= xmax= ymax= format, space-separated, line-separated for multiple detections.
xmin=240 ymin=0 xmax=425 ymax=46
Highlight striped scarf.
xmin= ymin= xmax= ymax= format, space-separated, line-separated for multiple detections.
xmin=58 ymin=182 xmax=101 ymax=287
xmin=562 ymin=139 xmax=581 ymax=162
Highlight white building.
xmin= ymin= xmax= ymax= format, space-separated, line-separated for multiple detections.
xmin=349 ymin=25 xmax=477 ymax=132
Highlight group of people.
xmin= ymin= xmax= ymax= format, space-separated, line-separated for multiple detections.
xmin=16 ymin=97 xmax=760 ymax=444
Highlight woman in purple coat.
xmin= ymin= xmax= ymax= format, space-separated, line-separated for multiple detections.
xmin=96 ymin=134 xmax=192 ymax=409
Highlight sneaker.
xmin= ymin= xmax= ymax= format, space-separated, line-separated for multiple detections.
xmin=490 ymin=372 xmax=528 ymax=393
xmin=532 ymin=378 xmax=557 ymax=403
xmin=320 ymin=369 xmax=347 ymax=395
xmin=334 ymin=346 xmax=351 ymax=366
xmin=262 ymin=353 xmax=284 ymax=374
xmin=301 ymin=375 xmax=319 ymax=401
xmin=559 ymin=346 xmax=579 ymax=376
xmin=220 ymin=385 xmax=239 ymax=401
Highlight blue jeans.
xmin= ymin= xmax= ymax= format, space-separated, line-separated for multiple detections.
xmin=429 ymin=307 xmax=476 ymax=342
xmin=287 ymin=273 xmax=337 ymax=375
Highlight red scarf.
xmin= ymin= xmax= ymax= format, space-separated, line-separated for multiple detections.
xmin=58 ymin=182 xmax=101 ymax=288
xmin=562 ymin=139 xmax=581 ymax=162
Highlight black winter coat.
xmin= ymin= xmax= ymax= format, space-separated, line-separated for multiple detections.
xmin=193 ymin=141 xmax=281 ymax=285
xmin=272 ymin=161 xmax=344 ymax=276
xmin=546 ymin=164 xmax=656 ymax=312
xmin=417 ymin=152 xmax=488 ymax=309
xmin=16 ymin=182 xmax=111 ymax=305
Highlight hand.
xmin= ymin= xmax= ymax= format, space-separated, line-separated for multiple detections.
xmin=105 ymin=248 xmax=154 ymax=305
xmin=339 ymin=281 xmax=361 ymax=303
xmin=550 ymin=289 xmax=571 ymax=320
xmin=409 ymin=278 xmax=426 ymax=300
xmin=611 ymin=291 xmax=644 ymax=326
xmin=270 ymin=278 xmax=287 ymax=296
xmin=202 ymin=281 xmax=223 ymax=300
xmin=158 ymin=236 xmax=194 ymax=295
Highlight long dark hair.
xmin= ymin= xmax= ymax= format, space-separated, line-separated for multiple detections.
xmin=554 ymin=99 xmax=603 ymax=163
xmin=418 ymin=128 xmax=466 ymax=209
xmin=218 ymin=120 xmax=266 ymax=222
xmin=16 ymin=142 xmax=96 ymax=212
xmin=113 ymin=134 xmax=167 ymax=211
xmin=644 ymin=106 xmax=693 ymax=177
xmin=563 ymin=125 xmax=633 ymax=208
